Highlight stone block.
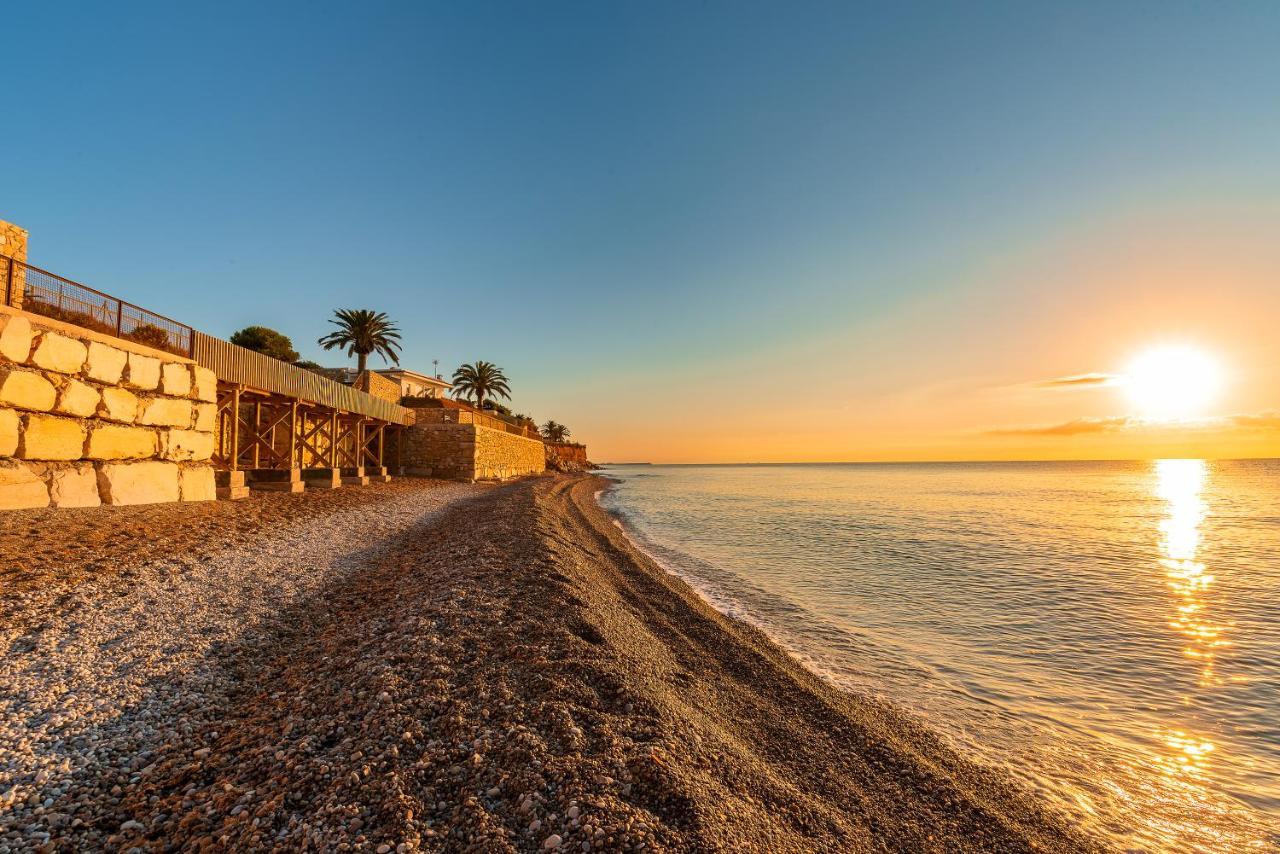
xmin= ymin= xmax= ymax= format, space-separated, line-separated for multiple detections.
xmin=48 ymin=463 xmax=101 ymax=508
xmin=85 ymin=341 xmax=128 ymax=384
xmin=214 ymin=469 xmax=248 ymax=500
xmin=125 ymin=353 xmax=161 ymax=390
xmin=30 ymin=332 xmax=88 ymax=374
xmin=97 ymin=387 xmax=139 ymax=423
xmin=18 ymin=414 xmax=87 ymax=461
xmin=0 ymin=409 xmax=17 ymax=456
xmin=137 ymin=397 xmax=193 ymax=427
xmin=0 ymin=460 xmax=49 ymax=509
xmin=0 ymin=369 xmax=57 ymax=411
xmin=86 ymin=424 xmax=156 ymax=460
xmin=0 ymin=314 xmax=33 ymax=363
xmin=159 ymin=428 xmax=214 ymax=462
xmin=247 ymin=469 xmax=303 ymax=492
xmin=193 ymin=402 xmax=216 ymax=432
xmin=161 ymin=362 xmax=192 ymax=397
xmin=250 ymin=479 xmax=305 ymax=493
xmin=192 ymin=366 xmax=217 ymax=402
xmin=55 ymin=379 xmax=101 ymax=418
xmin=95 ymin=461 xmax=180 ymax=506
xmin=179 ymin=466 xmax=216 ymax=502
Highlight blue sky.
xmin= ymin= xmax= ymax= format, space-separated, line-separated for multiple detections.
xmin=6 ymin=2 xmax=1280 ymax=459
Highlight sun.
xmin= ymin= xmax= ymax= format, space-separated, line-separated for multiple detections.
xmin=1123 ymin=345 xmax=1223 ymax=421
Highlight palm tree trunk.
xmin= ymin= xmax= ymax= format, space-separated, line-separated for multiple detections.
xmin=357 ymin=351 xmax=368 ymax=375
xmin=476 ymin=393 xmax=485 ymax=411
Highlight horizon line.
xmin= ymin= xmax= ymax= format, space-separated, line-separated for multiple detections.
xmin=595 ymin=456 xmax=1280 ymax=467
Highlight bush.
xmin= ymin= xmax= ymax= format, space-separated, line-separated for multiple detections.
xmin=230 ymin=325 xmax=300 ymax=362
xmin=23 ymin=301 xmax=117 ymax=336
xmin=124 ymin=323 xmax=174 ymax=350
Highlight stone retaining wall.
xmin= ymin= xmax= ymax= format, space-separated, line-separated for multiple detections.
xmin=0 ymin=222 xmax=28 ymax=310
xmin=355 ymin=369 xmax=401 ymax=404
xmin=402 ymin=410 xmax=545 ymax=481
xmin=0 ymin=305 xmax=216 ymax=509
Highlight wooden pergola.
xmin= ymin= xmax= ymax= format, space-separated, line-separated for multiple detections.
xmin=193 ymin=333 xmax=410 ymax=497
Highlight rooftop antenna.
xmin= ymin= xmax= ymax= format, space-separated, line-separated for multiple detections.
xmin=433 ymin=358 xmax=440 ymax=379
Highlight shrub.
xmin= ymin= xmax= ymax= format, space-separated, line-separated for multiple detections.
xmin=124 ymin=323 xmax=173 ymax=350
xmin=22 ymin=300 xmax=116 ymax=336
xmin=230 ymin=326 xmax=300 ymax=362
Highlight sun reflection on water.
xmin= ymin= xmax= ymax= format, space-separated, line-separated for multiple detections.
xmin=1155 ymin=459 xmax=1229 ymax=687
xmin=1151 ymin=459 xmax=1226 ymax=785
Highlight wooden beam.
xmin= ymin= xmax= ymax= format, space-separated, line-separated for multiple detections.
xmin=288 ymin=400 xmax=298 ymax=468
xmin=230 ymin=387 xmax=241 ymax=471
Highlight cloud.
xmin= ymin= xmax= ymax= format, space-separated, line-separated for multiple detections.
xmin=987 ymin=416 xmax=1133 ymax=437
xmin=1034 ymin=372 xmax=1121 ymax=389
xmin=1226 ymin=411 xmax=1280 ymax=430
xmin=987 ymin=410 xmax=1280 ymax=438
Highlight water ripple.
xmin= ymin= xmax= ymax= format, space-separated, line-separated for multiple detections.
xmin=599 ymin=460 xmax=1280 ymax=852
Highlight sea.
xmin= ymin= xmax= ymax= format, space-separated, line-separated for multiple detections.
xmin=597 ymin=459 xmax=1280 ymax=852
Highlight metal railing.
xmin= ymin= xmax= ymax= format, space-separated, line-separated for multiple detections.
xmin=2 ymin=254 xmax=193 ymax=358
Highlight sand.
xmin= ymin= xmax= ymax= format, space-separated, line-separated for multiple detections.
xmin=0 ymin=474 xmax=1095 ymax=852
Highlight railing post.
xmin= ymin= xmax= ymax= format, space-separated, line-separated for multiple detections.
xmin=3 ymin=256 xmax=12 ymax=307
xmin=115 ymin=301 xmax=123 ymax=338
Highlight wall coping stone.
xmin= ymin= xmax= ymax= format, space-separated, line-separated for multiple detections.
xmin=0 ymin=303 xmax=194 ymax=365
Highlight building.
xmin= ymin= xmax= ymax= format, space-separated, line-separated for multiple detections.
xmin=376 ymin=368 xmax=451 ymax=400
xmin=325 ymin=368 xmax=450 ymax=402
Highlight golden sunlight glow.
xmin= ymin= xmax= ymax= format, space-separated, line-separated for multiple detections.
xmin=1154 ymin=459 xmax=1228 ymax=687
xmin=1123 ymin=345 xmax=1223 ymax=421
xmin=1151 ymin=459 xmax=1224 ymax=785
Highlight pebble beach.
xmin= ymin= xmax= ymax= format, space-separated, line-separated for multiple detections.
xmin=1 ymin=475 xmax=1095 ymax=852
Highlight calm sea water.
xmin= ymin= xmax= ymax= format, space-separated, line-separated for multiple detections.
xmin=598 ymin=460 xmax=1280 ymax=852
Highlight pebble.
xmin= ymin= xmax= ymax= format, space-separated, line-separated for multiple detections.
xmin=0 ymin=482 xmax=483 ymax=852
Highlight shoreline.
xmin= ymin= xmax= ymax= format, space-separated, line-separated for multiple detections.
xmin=1 ymin=474 xmax=1094 ymax=851
xmin=558 ymin=474 xmax=1094 ymax=852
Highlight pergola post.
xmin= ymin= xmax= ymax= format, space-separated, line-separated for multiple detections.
xmin=229 ymin=386 xmax=241 ymax=472
xmin=214 ymin=385 xmax=249 ymax=500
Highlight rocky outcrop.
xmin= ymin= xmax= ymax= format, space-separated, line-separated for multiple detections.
xmin=545 ymin=441 xmax=592 ymax=473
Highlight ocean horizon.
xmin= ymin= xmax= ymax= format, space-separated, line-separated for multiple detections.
xmin=599 ymin=459 xmax=1280 ymax=852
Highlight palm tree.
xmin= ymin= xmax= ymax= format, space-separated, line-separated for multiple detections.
xmin=541 ymin=420 xmax=571 ymax=443
xmin=451 ymin=361 xmax=511 ymax=411
xmin=317 ymin=309 xmax=402 ymax=375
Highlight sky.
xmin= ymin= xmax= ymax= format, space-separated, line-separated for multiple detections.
xmin=5 ymin=1 xmax=1280 ymax=463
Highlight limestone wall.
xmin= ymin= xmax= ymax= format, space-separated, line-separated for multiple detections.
xmin=473 ymin=422 xmax=546 ymax=480
xmin=402 ymin=409 xmax=545 ymax=481
xmin=0 ymin=221 xmax=28 ymax=310
xmin=0 ymin=305 xmax=216 ymax=509
xmin=355 ymin=369 xmax=401 ymax=404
